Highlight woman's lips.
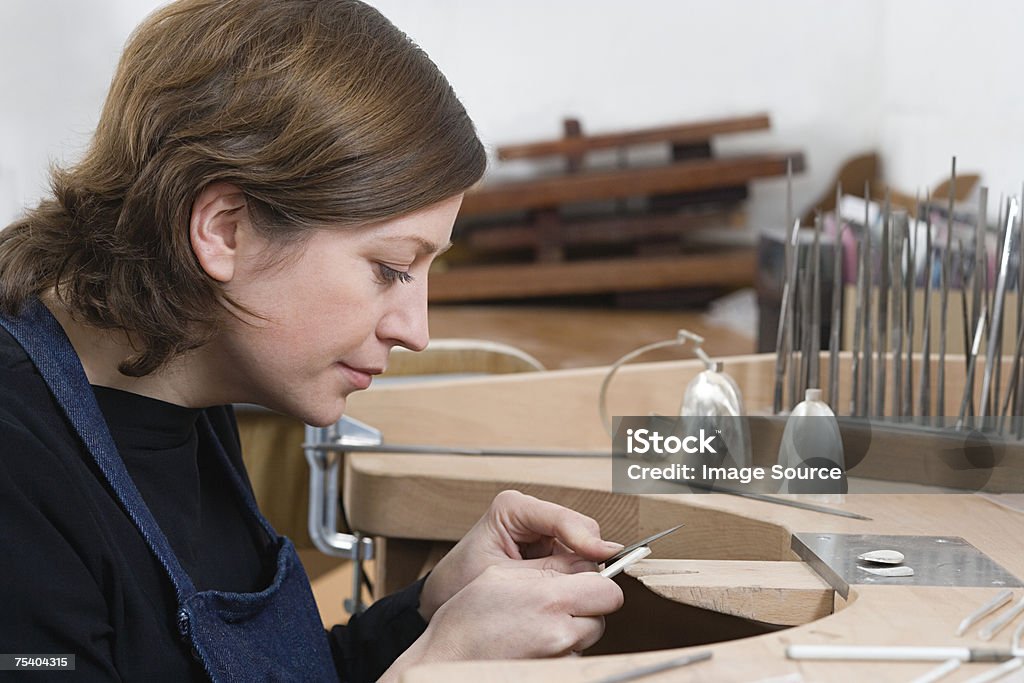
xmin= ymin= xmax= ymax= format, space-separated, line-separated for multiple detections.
xmin=337 ymin=363 xmax=377 ymax=390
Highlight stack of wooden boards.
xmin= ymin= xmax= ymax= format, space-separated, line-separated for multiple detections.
xmin=429 ymin=113 xmax=804 ymax=304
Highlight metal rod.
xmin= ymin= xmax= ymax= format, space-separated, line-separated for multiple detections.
xmin=971 ymin=188 xmax=988 ymax=404
xmin=905 ymin=207 xmax=916 ymax=418
xmin=956 ymin=589 xmax=1014 ymax=636
xmin=1014 ymin=185 xmax=1024 ymax=436
xmin=958 ymin=303 xmax=988 ymax=430
xmin=810 ymin=213 xmax=822 ymax=390
xmin=787 ymin=162 xmax=799 ymax=411
xmin=993 ymin=197 xmax=1010 ymax=423
xmin=876 ymin=206 xmax=891 ymax=417
xmin=590 ymin=651 xmax=713 ymax=683
xmin=862 ymin=193 xmax=875 ymax=415
xmin=850 ymin=211 xmax=865 ymax=415
xmin=979 ymin=198 xmax=1018 ymax=427
xmin=918 ymin=192 xmax=934 ymax=419
xmin=829 ymin=184 xmax=845 ymax=412
xmin=892 ymin=214 xmax=905 ymax=419
xmin=937 ymin=157 xmax=957 ymax=419
xmin=774 ymin=219 xmax=801 ymax=414
xmin=960 ymin=239 xmax=976 ymax=418
xmin=799 ymin=262 xmax=812 ymax=399
xmin=999 ymin=319 xmax=1024 ymax=433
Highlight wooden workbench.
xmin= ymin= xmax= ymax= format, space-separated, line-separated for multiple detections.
xmin=343 ymin=355 xmax=1024 ymax=682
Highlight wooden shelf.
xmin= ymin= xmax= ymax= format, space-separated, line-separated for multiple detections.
xmin=464 ymin=206 xmax=745 ymax=253
xmin=496 ymin=113 xmax=771 ymax=160
xmin=460 ymin=153 xmax=804 ymax=217
xmin=428 ymin=249 xmax=756 ymax=302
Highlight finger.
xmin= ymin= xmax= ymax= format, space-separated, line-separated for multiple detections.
xmin=556 ymin=572 xmax=625 ymax=617
xmin=569 ymin=615 xmax=606 ymax=653
xmin=518 ymin=553 xmax=599 ymax=574
xmin=520 ymin=536 xmax=573 ymax=560
xmin=493 ymin=491 xmax=623 ymax=561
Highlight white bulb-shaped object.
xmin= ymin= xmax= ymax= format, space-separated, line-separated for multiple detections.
xmin=776 ymin=388 xmax=845 ymax=500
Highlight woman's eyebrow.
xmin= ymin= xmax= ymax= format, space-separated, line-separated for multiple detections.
xmin=380 ymin=235 xmax=453 ymax=256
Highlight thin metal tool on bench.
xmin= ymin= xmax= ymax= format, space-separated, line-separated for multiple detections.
xmin=589 ymin=650 xmax=712 ymax=683
xmin=956 ymin=590 xmax=1014 ymax=636
xmin=598 ymin=524 xmax=688 ymax=577
xmin=306 ymin=415 xmax=608 ymax=458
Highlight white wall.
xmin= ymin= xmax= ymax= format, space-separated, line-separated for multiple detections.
xmin=1 ymin=1 xmax=1020 ymax=232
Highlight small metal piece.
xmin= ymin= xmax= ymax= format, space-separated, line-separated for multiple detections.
xmin=956 ymin=589 xmax=1013 ymax=637
xmin=589 ymin=651 xmax=713 ymax=683
xmin=604 ymin=524 xmax=685 ymax=566
xmin=979 ymin=596 xmax=1024 ymax=641
xmin=600 ymin=545 xmax=651 ymax=579
xmin=858 ymin=549 xmax=905 ymax=564
xmin=858 ymin=565 xmax=914 ymax=577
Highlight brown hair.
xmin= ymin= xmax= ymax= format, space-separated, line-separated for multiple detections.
xmin=0 ymin=0 xmax=485 ymax=376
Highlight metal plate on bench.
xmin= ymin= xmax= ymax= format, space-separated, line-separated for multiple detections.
xmin=791 ymin=533 xmax=1024 ymax=599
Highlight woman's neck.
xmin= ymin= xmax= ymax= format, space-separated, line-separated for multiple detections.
xmin=42 ymin=296 xmax=223 ymax=408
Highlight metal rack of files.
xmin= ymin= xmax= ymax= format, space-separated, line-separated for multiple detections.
xmin=775 ymin=163 xmax=1024 ymax=441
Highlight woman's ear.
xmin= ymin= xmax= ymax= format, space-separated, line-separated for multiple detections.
xmin=189 ymin=183 xmax=251 ymax=283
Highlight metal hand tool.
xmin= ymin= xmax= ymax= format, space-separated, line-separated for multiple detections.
xmin=918 ymin=194 xmax=933 ymax=419
xmin=876 ymin=206 xmax=890 ymax=416
xmin=862 ymin=196 xmax=874 ymax=416
xmin=979 ymin=198 xmax=1018 ymax=428
xmin=603 ymin=523 xmax=686 ymax=566
xmin=958 ymin=303 xmax=988 ymax=430
xmin=589 ymin=651 xmax=713 ymax=683
xmin=829 ymin=186 xmax=845 ymax=411
xmin=774 ymin=219 xmax=801 ymax=415
xmin=956 ymin=589 xmax=1013 ymax=636
xmin=905 ymin=209 xmax=916 ymax=418
xmin=810 ymin=213 xmax=822 ymax=391
xmin=892 ymin=214 xmax=905 ymax=418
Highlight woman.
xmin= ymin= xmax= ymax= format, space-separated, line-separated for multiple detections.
xmin=0 ymin=1 xmax=624 ymax=681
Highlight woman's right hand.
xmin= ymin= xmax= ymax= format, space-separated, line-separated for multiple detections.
xmin=381 ymin=565 xmax=623 ymax=679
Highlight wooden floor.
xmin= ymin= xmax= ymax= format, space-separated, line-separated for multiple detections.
xmin=426 ymin=304 xmax=757 ymax=369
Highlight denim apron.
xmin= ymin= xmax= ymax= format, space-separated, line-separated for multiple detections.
xmin=0 ymin=300 xmax=339 ymax=682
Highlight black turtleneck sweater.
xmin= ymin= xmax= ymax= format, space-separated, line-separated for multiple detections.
xmin=0 ymin=325 xmax=426 ymax=682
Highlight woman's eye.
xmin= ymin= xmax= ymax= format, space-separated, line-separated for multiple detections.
xmin=376 ymin=263 xmax=415 ymax=285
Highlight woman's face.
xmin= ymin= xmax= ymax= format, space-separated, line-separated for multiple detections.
xmin=214 ymin=194 xmax=463 ymax=426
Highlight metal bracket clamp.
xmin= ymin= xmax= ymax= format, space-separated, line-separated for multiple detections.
xmin=304 ymin=416 xmax=380 ymax=613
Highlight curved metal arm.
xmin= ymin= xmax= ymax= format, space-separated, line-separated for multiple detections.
xmin=304 ymin=419 xmax=377 ymax=614
xmin=303 ymin=421 xmax=376 ymax=560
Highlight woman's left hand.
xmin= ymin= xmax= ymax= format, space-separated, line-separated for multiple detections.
xmin=417 ymin=489 xmax=623 ymax=621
